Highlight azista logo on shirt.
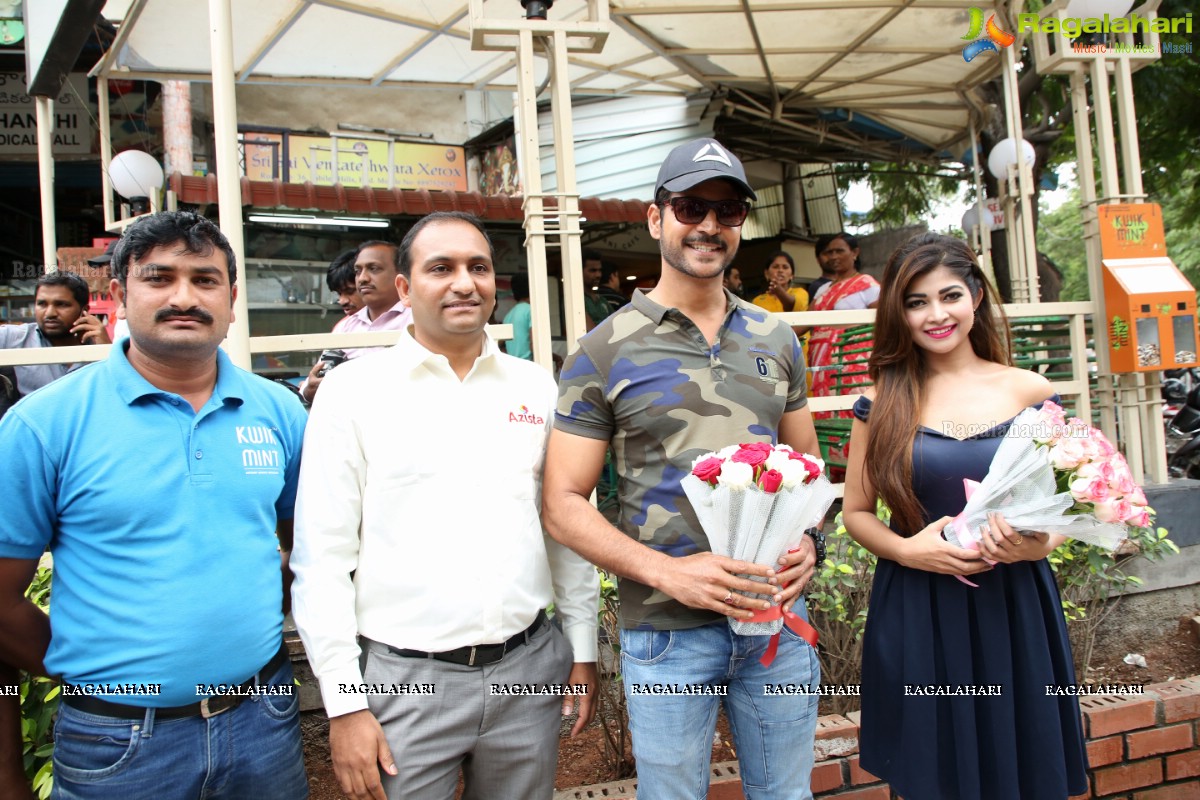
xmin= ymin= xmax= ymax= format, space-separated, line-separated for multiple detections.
xmin=236 ymin=425 xmax=283 ymax=475
xmin=508 ymin=405 xmax=545 ymax=425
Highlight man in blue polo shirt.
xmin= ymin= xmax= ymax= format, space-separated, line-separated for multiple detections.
xmin=0 ymin=211 xmax=309 ymax=799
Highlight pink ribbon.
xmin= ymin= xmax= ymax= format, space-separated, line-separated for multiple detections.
xmin=950 ymin=478 xmax=995 ymax=587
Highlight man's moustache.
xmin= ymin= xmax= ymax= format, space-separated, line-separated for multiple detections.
xmin=154 ymin=308 xmax=214 ymax=324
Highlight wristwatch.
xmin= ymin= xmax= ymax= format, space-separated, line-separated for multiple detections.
xmin=804 ymin=527 xmax=827 ymax=568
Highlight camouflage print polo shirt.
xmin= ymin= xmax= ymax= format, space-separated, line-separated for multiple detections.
xmin=554 ymin=288 xmax=807 ymax=630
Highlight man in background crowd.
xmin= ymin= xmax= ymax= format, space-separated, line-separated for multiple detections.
xmin=807 ymin=234 xmax=840 ymax=300
xmin=582 ymin=249 xmax=610 ymax=330
xmin=328 ymin=249 xmax=365 ymax=326
xmin=596 ymin=262 xmax=627 ymax=317
xmin=503 ymin=272 xmax=534 ymax=360
xmin=301 ymin=241 xmax=411 ymax=403
xmin=722 ymin=265 xmax=743 ymax=297
xmin=0 ymin=272 xmax=111 ymax=405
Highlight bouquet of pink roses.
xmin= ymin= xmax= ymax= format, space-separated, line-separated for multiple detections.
xmin=943 ymin=401 xmax=1150 ymax=566
xmin=681 ymin=442 xmax=835 ymax=639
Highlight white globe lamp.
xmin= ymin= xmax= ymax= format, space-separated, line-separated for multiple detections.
xmin=109 ymin=150 xmax=165 ymax=214
xmin=987 ymin=137 xmax=1036 ymax=181
xmin=961 ymin=205 xmax=980 ymax=233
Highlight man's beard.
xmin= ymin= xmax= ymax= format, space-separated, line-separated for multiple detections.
xmin=660 ymin=233 xmax=737 ymax=280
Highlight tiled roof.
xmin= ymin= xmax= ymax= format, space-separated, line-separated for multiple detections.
xmin=169 ymin=174 xmax=652 ymax=225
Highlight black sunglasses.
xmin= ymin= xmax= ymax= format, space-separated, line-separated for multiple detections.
xmin=661 ymin=196 xmax=751 ymax=227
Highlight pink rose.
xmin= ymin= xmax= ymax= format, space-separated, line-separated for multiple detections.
xmin=1093 ymin=497 xmax=1119 ymax=523
xmin=1112 ymin=497 xmax=1133 ymax=524
xmin=691 ymin=456 xmax=723 ymax=485
xmin=1040 ymin=400 xmax=1067 ymax=426
xmin=802 ymin=458 xmax=822 ymax=483
xmin=1068 ymin=475 xmax=1108 ymax=505
xmin=786 ymin=450 xmax=824 ymax=482
xmin=1050 ymin=438 xmax=1088 ymax=471
xmin=1108 ymin=461 xmax=1135 ymax=495
xmin=732 ymin=446 xmax=769 ymax=468
xmin=760 ymin=469 xmax=783 ymax=493
xmin=742 ymin=441 xmax=774 ymax=453
xmin=1091 ymin=429 xmax=1117 ymax=458
xmin=1130 ymin=509 xmax=1151 ymax=528
xmin=1129 ymin=486 xmax=1148 ymax=506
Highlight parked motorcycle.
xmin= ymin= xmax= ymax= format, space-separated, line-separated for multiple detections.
xmin=1166 ymin=379 xmax=1200 ymax=479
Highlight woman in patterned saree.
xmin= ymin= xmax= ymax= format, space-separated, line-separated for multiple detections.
xmin=807 ymin=232 xmax=880 ymax=420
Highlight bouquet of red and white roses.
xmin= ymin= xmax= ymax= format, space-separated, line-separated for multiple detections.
xmin=682 ymin=442 xmax=835 ymax=637
xmin=943 ymin=401 xmax=1150 ymax=565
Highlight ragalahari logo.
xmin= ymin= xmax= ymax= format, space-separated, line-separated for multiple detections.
xmin=962 ymin=7 xmax=1015 ymax=62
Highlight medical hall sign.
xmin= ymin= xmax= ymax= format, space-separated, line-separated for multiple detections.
xmin=0 ymin=73 xmax=93 ymax=156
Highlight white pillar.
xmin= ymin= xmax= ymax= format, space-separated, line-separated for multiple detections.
xmin=208 ymin=0 xmax=251 ymax=368
xmin=36 ymin=96 xmax=57 ymax=273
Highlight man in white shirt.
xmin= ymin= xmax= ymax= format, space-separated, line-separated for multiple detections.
xmin=291 ymin=211 xmax=599 ymax=800
xmin=300 ymin=241 xmax=412 ymax=404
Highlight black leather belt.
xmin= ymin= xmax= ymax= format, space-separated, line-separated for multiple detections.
xmin=387 ymin=611 xmax=545 ymax=667
xmin=60 ymin=643 xmax=289 ymax=720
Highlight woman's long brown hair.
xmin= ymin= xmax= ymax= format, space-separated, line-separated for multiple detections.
xmin=864 ymin=233 xmax=1012 ymax=535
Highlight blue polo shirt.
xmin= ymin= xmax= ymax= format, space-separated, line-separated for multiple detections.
xmin=0 ymin=342 xmax=306 ymax=705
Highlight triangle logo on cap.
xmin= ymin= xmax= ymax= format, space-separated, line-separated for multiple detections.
xmin=692 ymin=142 xmax=732 ymax=167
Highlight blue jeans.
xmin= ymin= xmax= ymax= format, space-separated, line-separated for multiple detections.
xmin=51 ymin=660 xmax=307 ymax=800
xmin=621 ymin=616 xmax=819 ymax=800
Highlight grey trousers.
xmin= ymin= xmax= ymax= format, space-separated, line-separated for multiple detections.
xmin=360 ymin=622 xmax=573 ymax=800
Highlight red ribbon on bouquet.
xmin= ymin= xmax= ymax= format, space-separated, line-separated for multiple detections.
xmin=742 ymin=546 xmax=819 ymax=667
xmin=949 ymin=478 xmax=996 ymax=588
xmin=744 ymin=603 xmax=819 ymax=667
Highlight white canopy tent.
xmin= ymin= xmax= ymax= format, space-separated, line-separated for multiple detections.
xmin=80 ymin=0 xmax=1023 ymax=368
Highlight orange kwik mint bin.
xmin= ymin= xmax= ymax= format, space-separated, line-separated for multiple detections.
xmin=1100 ymin=203 xmax=1199 ymax=373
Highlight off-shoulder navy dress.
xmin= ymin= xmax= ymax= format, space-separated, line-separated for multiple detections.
xmin=854 ymin=395 xmax=1088 ymax=800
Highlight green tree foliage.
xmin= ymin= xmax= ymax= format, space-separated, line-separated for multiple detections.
xmin=1133 ymin=0 xmax=1200 ymax=228
xmin=1039 ymin=188 xmax=1090 ymax=301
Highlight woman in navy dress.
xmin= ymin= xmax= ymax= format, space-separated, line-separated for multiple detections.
xmin=842 ymin=233 xmax=1088 ymax=800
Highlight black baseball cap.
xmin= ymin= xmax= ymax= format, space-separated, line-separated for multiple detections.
xmin=654 ymin=138 xmax=757 ymax=201
xmin=87 ymin=240 xmax=119 ymax=267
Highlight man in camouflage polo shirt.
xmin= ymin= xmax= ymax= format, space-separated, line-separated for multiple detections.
xmin=543 ymin=138 xmax=822 ymax=800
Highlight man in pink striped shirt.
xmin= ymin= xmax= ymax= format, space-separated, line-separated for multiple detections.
xmin=300 ymin=241 xmax=412 ymax=404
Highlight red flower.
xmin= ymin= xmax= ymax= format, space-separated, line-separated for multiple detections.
xmin=692 ymin=456 xmax=724 ymax=485
xmin=741 ymin=441 xmax=774 ymax=453
xmin=760 ymin=469 xmax=783 ymax=493
xmin=732 ymin=446 xmax=769 ymax=468
xmin=788 ymin=450 xmax=823 ymax=483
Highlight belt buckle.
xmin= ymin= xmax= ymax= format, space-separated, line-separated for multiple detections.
xmin=200 ymin=695 xmax=238 ymax=719
xmin=467 ymin=646 xmax=477 ymax=667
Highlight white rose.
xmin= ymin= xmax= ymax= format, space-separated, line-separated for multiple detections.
xmin=716 ymin=444 xmax=741 ymax=460
xmin=764 ymin=450 xmax=792 ymax=473
xmin=716 ymin=461 xmax=754 ymax=490
xmin=775 ymin=458 xmax=808 ymax=489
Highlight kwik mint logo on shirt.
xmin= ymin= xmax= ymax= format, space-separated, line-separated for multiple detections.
xmin=508 ymin=405 xmax=545 ymax=425
xmin=237 ymin=425 xmax=283 ymax=474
